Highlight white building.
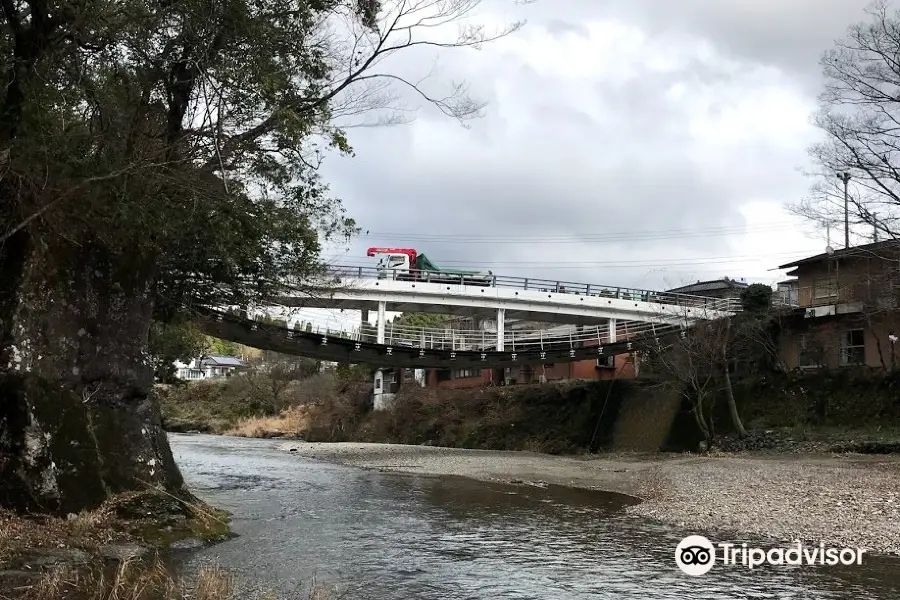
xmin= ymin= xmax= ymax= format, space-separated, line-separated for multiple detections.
xmin=174 ymin=355 xmax=250 ymax=381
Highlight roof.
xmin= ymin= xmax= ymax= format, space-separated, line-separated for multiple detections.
xmin=777 ymin=239 xmax=900 ymax=270
xmin=665 ymin=278 xmax=749 ymax=294
xmin=202 ymin=355 xmax=248 ymax=367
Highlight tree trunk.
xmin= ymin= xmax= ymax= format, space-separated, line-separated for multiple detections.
xmin=0 ymin=229 xmax=30 ymax=370
xmin=689 ymin=392 xmax=711 ymax=443
xmin=721 ymin=319 xmax=747 ymax=438
xmin=0 ymin=239 xmax=189 ymax=514
xmin=722 ymin=361 xmax=747 ymax=437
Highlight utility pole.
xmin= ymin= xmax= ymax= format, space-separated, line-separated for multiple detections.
xmin=838 ymin=171 xmax=851 ymax=248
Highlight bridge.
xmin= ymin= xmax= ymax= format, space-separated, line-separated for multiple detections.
xmin=195 ymin=305 xmax=685 ymax=369
xmin=279 ymin=265 xmax=740 ymax=350
xmin=193 ymin=265 xmax=744 ymax=408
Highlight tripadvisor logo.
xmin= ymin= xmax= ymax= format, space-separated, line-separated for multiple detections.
xmin=675 ymin=535 xmax=866 ymax=576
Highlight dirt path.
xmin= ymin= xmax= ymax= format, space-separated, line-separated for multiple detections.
xmin=279 ymin=441 xmax=900 ymax=556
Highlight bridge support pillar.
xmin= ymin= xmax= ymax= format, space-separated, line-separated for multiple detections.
xmin=496 ymin=308 xmax=506 ymax=351
xmin=373 ymin=301 xmax=390 ymax=410
xmin=608 ymin=318 xmax=617 ymax=343
xmin=376 ymin=301 xmax=386 ymax=344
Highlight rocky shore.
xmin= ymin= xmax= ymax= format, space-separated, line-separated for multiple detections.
xmin=280 ymin=442 xmax=900 ymax=556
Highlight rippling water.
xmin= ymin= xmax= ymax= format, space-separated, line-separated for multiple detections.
xmin=169 ymin=433 xmax=900 ymax=599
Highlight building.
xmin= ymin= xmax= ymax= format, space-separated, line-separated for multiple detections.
xmin=775 ymin=240 xmax=900 ymax=371
xmin=421 ymin=321 xmax=641 ymax=389
xmin=666 ymin=277 xmax=750 ymax=300
xmin=174 ymin=355 xmax=250 ymax=381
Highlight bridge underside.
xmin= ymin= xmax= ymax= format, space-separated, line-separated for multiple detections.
xmin=276 ymin=296 xmax=613 ymax=326
xmin=194 ymin=307 xmax=679 ymax=368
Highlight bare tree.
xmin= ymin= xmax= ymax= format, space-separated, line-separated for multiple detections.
xmin=638 ymin=306 xmax=738 ymax=442
xmin=792 ymin=0 xmax=900 ymax=239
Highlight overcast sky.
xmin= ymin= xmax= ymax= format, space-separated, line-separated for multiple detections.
xmin=295 ymin=0 xmax=878 ymax=329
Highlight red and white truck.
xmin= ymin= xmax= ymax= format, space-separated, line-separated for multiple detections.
xmin=366 ymin=247 xmax=493 ymax=286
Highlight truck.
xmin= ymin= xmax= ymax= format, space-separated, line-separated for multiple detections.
xmin=366 ymin=247 xmax=494 ymax=286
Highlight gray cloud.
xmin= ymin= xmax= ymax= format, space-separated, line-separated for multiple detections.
xmin=316 ymin=0 xmax=855 ymax=291
xmin=511 ymin=0 xmax=874 ymax=86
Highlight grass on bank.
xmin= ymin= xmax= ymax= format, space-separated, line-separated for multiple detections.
xmin=1 ymin=491 xmax=339 ymax=600
xmin=14 ymin=558 xmax=340 ymax=600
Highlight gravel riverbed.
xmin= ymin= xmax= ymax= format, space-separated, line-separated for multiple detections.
xmin=279 ymin=441 xmax=900 ymax=556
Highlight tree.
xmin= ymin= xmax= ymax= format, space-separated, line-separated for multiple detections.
xmin=148 ymin=321 xmax=208 ymax=383
xmin=0 ymin=0 xmax=525 ymax=514
xmin=639 ymin=300 xmax=773 ymax=442
xmin=390 ymin=312 xmax=452 ymax=330
xmin=640 ymin=317 xmax=731 ymax=443
xmin=793 ymin=0 xmax=900 ymax=238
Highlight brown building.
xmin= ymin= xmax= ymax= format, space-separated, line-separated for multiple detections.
xmin=424 ymin=332 xmax=640 ymax=389
xmin=666 ymin=277 xmax=750 ymax=300
xmin=776 ymin=240 xmax=900 ymax=371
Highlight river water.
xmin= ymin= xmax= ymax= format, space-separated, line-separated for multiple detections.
xmin=169 ymin=433 xmax=900 ymax=599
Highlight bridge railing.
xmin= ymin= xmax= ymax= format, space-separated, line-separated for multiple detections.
xmin=318 ymin=265 xmax=745 ymax=313
xmin=300 ymin=319 xmax=684 ymax=351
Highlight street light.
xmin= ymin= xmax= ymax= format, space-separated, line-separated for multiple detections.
xmin=838 ymin=171 xmax=851 ymax=248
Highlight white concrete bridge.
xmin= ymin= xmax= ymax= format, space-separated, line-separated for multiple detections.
xmin=278 ymin=265 xmax=742 ymax=348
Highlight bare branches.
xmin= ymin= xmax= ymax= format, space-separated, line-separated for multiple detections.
xmin=802 ymin=0 xmax=900 ymax=239
xmin=212 ymin=0 xmax=525 ymax=166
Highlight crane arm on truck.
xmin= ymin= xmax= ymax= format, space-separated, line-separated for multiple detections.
xmin=366 ymin=247 xmax=417 ymax=263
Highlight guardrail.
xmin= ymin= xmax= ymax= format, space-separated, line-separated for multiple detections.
xmin=289 ymin=319 xmax=682 ymax=352
xmin=316 ymin=265 xmax=745 ymax=313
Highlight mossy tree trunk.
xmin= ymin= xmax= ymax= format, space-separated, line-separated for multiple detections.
xmin=0 ymin=239 xmax=188 ymax=514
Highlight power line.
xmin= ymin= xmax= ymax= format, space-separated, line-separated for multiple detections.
xmin=358 ymin=221 xmax=808 ymax=244
xmin=329 ymin=249 xmax=812 ymax=269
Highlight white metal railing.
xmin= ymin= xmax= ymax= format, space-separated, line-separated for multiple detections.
xmin=310 ymin=265 xmax=745 ymax=313
xmin=290 ymin=319 xmax=684 ymax=351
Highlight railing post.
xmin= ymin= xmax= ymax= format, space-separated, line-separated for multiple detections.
xmin=586 ymin=284 xmax=591 ymax=296
xmin=358 ymin=266 xmax=362 ymax=278
xmin=523 ymin=278 xmax=528 ymax=290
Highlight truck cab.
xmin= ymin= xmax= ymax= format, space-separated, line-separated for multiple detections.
xmin=368 ymin=247 xmax=417 ymax=279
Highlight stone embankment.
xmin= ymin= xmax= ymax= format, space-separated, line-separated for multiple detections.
xmin=281 ymin=442 xmax=900 ymax=556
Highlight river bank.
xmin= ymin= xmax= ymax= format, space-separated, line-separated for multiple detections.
xmin=278 ymin=441 xmax=900 ymax=556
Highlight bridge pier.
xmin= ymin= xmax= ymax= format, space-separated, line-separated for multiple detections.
xmin=608 ymin=318 xmax=617 ymax=343
xmin=497 ymin=308 xmax=506 ymax=351
xmin=373 ymin=301 xmax=393 ymax=410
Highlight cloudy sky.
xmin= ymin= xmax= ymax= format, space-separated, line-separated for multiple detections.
xmin=295 ymin=0 xmax=878 ymax=329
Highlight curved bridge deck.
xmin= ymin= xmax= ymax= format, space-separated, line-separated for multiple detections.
xmin=194 ymin=307 xmax=685 ymax=368
xmin=281 ymin=266 xmax=741 ymax=325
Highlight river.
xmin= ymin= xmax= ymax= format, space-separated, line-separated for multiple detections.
xmin=169 ymin=433 xmax=900 ymax=599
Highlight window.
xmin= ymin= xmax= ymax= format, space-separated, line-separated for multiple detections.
xmin=596 ymin=355 xmax=615 ymax=369
xmin=840 ymin=329 xmax=865 ymax=366
xmin=798 ymin=335 xmax=821 ymax=369
xmin=814 ymin=277 xmax=838 ymax=299
xmin=452 ymin=368 xmax=479 ymax=379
